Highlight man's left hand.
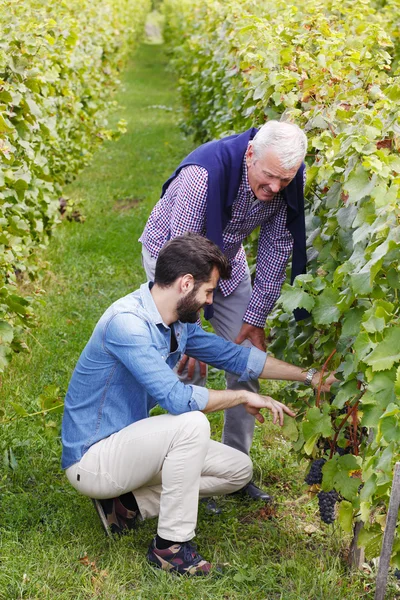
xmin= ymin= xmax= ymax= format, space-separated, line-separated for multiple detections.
xmin=235 ymin=323 xmax=266 ymax=352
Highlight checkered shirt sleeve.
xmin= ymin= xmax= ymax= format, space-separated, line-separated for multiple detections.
xmin=167 ymin=166 xmax=208 ymax=237
xmin=243 ymin=201 xmax=293 ymax=328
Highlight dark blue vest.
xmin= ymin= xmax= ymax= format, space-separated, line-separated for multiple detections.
xmin=162 ymin=128 xmax=308 ymax=321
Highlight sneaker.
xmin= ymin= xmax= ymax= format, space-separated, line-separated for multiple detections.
xmin=147 ymin=537 xmax=212 ymax=576
xmin=91 ymin=496 xmax=138 ymax=537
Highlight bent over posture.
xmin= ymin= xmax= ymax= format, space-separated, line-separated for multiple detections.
xmin=140 ymin=120 xmax=309 ymax=501
xmin=62 ymin=234 xmax=334 ymax=576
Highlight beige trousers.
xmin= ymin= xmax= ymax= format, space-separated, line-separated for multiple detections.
xmin=66 ymin=411 xmax=252 ymax=541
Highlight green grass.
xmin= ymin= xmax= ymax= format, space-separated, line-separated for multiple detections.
xmin=1 ymin=41 xmax=398 ymax=599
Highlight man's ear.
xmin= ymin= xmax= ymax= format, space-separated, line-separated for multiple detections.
xmin=246 ymin=144 xmax=254 ymax=166
xmin=179 ymin=273 xmax=195 ymax=294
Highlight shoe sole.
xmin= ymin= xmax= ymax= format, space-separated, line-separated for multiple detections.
xmin=91 ymin=498 xmax=112 ymax=538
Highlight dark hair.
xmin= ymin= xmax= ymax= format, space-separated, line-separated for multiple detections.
xmin=154 ymin=233 xmax=231 ymax=287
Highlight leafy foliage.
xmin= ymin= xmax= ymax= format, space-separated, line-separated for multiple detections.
xmin=0 ymin=0 xmax=150 ymax=371
xmin=163 ymin=0 xmax=400 ymax=563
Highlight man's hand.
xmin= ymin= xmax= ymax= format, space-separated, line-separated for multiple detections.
xmin=177 ymin=354 xmax=207 ymax=380
xmin=244 ymin=392 xmax=296 ymax=425
xmin=311 ymin=371 xmax=338 ymax=393
xmin=235 ymin=323 xmax=266 ymax=351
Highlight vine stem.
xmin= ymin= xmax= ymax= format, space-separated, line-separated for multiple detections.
xmin=315 ymin=348 xmax=337 ymax=408
xmin=0 ymin=403 xmax=64 ymax=425
xmin=329 ymin=399 xmax=361 ymax=460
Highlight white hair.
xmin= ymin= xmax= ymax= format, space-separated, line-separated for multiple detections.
xmin=251 ymin=121 xmax=307 ymax=170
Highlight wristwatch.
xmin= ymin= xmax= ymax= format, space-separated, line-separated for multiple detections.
xmin=304 ymin=368 xmax=318 ymax=387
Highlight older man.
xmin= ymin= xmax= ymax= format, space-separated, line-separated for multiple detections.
xmin=139 ymin=121 xmax=308 ymax=501
xmin=62 ymin=234 xmax=334 ymax=576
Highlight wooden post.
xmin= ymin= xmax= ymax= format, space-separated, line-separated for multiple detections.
xmin=374 ymin=462 xmax=400 ymax=600
xmin=348 ymin=521 xmax=365 ymax=569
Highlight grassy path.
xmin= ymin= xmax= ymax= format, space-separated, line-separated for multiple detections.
xmin=0 ymin=42 xmax=387 ymax=599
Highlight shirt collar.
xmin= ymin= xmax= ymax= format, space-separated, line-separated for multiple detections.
xmin=139 ymin=282 xmax=168 ymax=327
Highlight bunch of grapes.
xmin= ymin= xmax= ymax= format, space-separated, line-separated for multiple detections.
xmin=317 ymin=490 xmax=339 ymax=524
xmin=305 ymin=458 xmax=326 ymax=485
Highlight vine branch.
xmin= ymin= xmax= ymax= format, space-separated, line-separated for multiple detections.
xmin=315 ymin=348 xmax=337 ymax=408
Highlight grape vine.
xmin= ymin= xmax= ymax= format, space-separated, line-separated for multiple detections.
xmin=163 ymin=0 xmax=400 ymax=565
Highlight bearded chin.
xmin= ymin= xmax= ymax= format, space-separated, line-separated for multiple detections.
xmin=177 ymin=309 xmax=200 ymax=323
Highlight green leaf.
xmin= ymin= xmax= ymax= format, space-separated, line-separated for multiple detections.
xmin=312 ymin=287 xmax=341 ymax=325
xmin=395 ymin=366 xmax=400 ymax=397
xmin=360 ymin=474 xmax=377 ymax=502
xmin=338 ymin=500 xmax=354 ymax=534
xmin=380 ymin=412 xmax=400 ymax=444
xmin=364 ymin=327 xmax=400 ymax=371
xmin=10 ymin=402 xmax=28 ymax=417
xmin=341 ymin=307 xmax=365 ymax=337
xmin=322 ymin=454 xmax=362 ymax=500
xmin=350 ymin=272 xmax=372 ymax=295
xmin=343 ymin=165 xmax=373 ymax=203
xmin=282 ymin=413 xmax=299 ymax=441
xmin=0 ymin=345 xmax=12 ymax=372
xmin=0 ymin=114 xmax=14 ymax=133
xmin=358 ymin=525 xmax=383 ymax=560
xmin=303 ymin=405 xmax=332 ymax=441
xmin=375 ymin=442 xmax=394 ymax=474
xmin=280 ymin=284 xmax=315 ymax=313
xmin=303 ymin=433 xmax=319 ymax=455
xmin=0 ymin=320 xmax=14 ymax=344
xmin=332 ymin=380 xmax=359 ymax=408
xmin=353 ymin=332 xmax=375 ymax=362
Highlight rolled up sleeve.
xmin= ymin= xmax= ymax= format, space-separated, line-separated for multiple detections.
xmin=238 ymin=346 xmax=267 ymax=382
xmin=189 ymin=385 xmax=210 ymax=411
xmin=185 ymin=325 xmax=267 ymax=382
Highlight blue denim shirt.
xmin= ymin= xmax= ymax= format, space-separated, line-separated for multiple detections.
xmin=61 ymin=282 xmax=266 ymax=469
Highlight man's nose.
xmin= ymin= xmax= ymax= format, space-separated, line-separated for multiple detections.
xmin=205 ymin=294 xmax=213 ymax=305
xmin=269 ymin=179 xmax=281 ymax=193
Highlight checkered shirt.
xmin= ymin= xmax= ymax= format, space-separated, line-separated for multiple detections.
xmin=139 ymin=159 xmax=294 ymax=328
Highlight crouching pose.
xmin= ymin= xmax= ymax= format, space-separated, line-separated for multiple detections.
xmin=62 ymin=233 xmax=334 ymax=576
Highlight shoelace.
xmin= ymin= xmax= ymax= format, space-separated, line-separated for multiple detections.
xmin=182 ymin=541 xmax=202 ymax=565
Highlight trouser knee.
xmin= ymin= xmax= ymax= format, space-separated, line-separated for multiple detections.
xmin=177 ymin=411 xmax=211 ymax=444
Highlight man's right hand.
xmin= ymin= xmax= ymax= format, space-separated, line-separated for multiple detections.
xmin=244 ymin=392 xmax=296 ymax=426
xmin=177 ymin=354 xmax=207 ymax=380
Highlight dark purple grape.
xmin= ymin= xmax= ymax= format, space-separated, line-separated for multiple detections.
xmin=318 ymin=490 xmax=339 ymax=524
xmin=305 ymin=458 xmax=326 ymax=485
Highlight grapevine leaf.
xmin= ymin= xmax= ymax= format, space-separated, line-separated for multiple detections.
xmin=375 ymin=442 xmax=394 ymax=475
xmin=322 ymin=455 xmax=361 ymax=500
xmin=361 ymin=372 xmax=396 ymax=426
xmin=303 ymin=405 xmax=332 ymax=441
xmin=332 ymin=379 xmax=359 ymax=408
xmin=0 ymin=345 xmax=12 ymax=372
xmin=280 ymin=284 xmax=315 ymax=313
xmin=358 ymin=525 xmax=383 ymax=560
xmin=343 ymin=166 xmax=373 ymax=203
xmin=338 ymin=500 xmax=354 ymax=534
xmin=312 ymin=288 xmax=341 ymax=325
xmin=360 ymin=501 xmax=371 ymax=523
xmin=341 ymin=307 xmax=365 ymax=337
xmin=395 ymin=366 xmax=400 ymax=397
xmin=281 ymin=413 xmax=299 ymax=441
xmin=380 ymin=413 xmax=400 ymax=444
xmin=354 ymin=332 xmax=375 ymax=362
xmin=364 ymin=327 xmax=400 ymax=371
xmin=362 ymin=314 xmax=385 ymax=334
xmin=0 ymin=321 xmax=14 ymax=344
xmin=350 ymin=272 xmax=372 ymax=295
xmin=303 ymin=433 xmax=319 ymax=456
